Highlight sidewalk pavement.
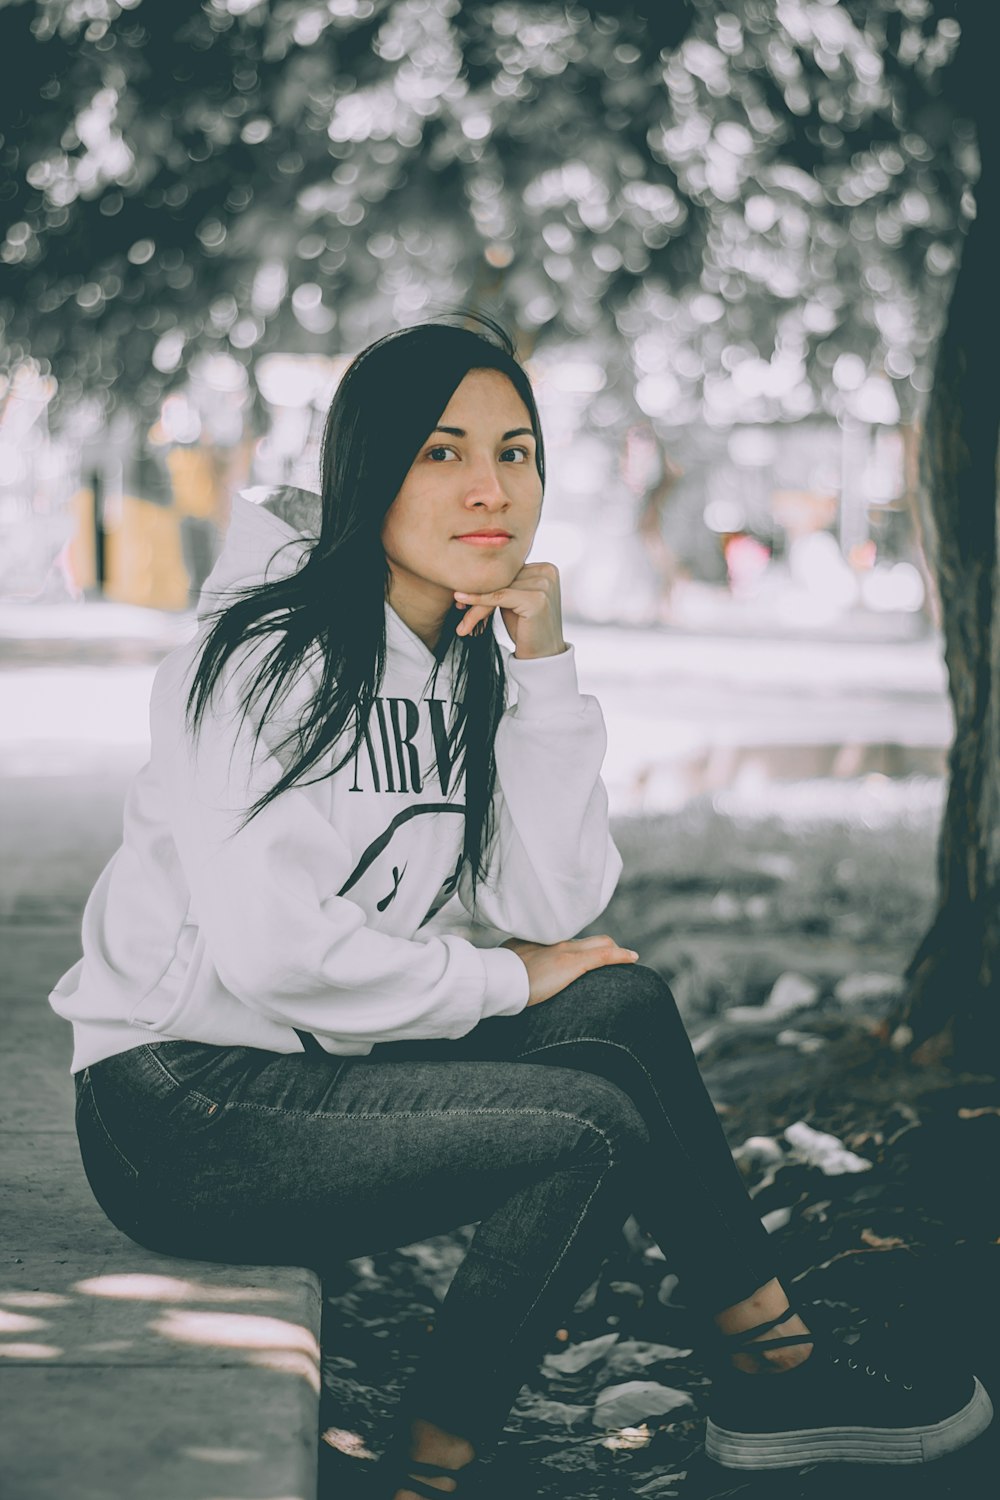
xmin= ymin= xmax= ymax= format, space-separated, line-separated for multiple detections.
xmin=1 ymin=654 xmax=323 ymax=1498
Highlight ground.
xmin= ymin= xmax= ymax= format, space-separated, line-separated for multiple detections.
xmin=318 ymin=782 xmax=1000 ymax=1499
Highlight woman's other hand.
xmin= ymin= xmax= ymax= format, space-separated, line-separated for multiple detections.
xmin=454 ymin=560 xmax=566 ymax=660
xmin=500 ymin=934 xmax=639 ymax=1007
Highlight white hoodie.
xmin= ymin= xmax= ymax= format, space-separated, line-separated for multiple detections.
xmin=49 ymin=485 xmax=624 ymax=1074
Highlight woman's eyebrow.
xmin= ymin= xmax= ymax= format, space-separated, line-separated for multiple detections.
xmin=431 ymin=425 xmax=535 ymax=441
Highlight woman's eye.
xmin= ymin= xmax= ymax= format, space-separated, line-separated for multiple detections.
xmin=426 ymin=445 xmax=529 ymax=463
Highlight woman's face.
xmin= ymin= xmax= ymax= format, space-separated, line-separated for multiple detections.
xmin=381 ymin=367 xmax=543 ymax=637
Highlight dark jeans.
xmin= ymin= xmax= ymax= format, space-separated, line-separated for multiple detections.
xmin=75 ymin=962 xmax=780 ymax=1455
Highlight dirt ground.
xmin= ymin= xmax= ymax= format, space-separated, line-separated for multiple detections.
xmin=318 ymin=779 xmax=1000 ymax=1498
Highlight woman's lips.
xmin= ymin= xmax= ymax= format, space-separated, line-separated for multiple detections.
xmin=454 ymin=534 xmax=512 ymax=546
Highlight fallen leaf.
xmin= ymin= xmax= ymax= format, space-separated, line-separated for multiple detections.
xmin=514 ymin=1389 xmax=590 ymax=1426
xmin=784 ymin=1121 xmax=873 ymax=1175
xmin=608 ymin=1280 xmax=643 ymax=1299
xmin=573 ymin=1276 xmax=600 ymax=1312
xmin=321 ymin=1428 xmax=377 ymax=1460
xmin=634 ymin=1473 xmax=687 ymax=1497
xmin=542 ymin=1330 xmax=620 ymax=1376
xmin=605 ymin=1339 xmax=694 ymax=1374
xmin=777 ymin=1028 xmax=827 ymax=1053
xmin=657 ymin=1274 xmax=681 ymax=1306
xmin=592 ymin=1380 xmax=694 ymax=1429
xmin=733 ymin=1134 xmax=784 ymax=1169
xmin=860 ymin=1228 xmax=907 ymax=1250
xmin=765 ymin=972 xmax=820 ymax=1015
xmin=600 ymin=1422 xmax=653 ymax=1450
xmin=834 ymin=973 xmax=903 ymax=1006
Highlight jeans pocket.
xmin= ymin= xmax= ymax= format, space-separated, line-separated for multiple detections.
xmin=138 ymin=1041 xmax=236 ymax=1129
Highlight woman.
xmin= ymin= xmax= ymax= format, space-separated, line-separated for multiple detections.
xmin=50 ymin=314 xmax=991 ymax=1498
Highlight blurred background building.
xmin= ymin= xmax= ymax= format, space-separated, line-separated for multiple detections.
xmin=1 ymin=344 xmax=930 ymax=636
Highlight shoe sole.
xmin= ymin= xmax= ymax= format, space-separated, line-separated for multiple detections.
xmin=705 ymin=1375 xmax=994 ymax=1468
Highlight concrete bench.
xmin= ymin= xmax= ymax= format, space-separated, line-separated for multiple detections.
xmin=1 ymin=918 xmax=322 ymax=1500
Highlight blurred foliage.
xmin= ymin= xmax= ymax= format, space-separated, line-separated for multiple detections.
xmin=0 ymin=0 xmax=977 ymax=432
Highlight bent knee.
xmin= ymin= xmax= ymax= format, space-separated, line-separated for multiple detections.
xmin=560 ymin=958 xmax=683 ymax=1031
xmin=543 ymin=1065 xmax=651 ymax=1164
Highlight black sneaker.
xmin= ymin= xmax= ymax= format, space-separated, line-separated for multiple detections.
xmin=704 ymin=1303 xmax=993 ymax=1469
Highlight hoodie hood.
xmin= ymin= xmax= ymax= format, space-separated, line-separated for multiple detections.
xmin=196 ymin=484 xmax=458 ymax=678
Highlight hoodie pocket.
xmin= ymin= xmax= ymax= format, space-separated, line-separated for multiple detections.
xmin=127 ymin=917 xmax=200 ymax=1033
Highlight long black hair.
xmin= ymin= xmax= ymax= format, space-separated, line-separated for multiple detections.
xmin=184 ymin=309 xmax=546 ymax=913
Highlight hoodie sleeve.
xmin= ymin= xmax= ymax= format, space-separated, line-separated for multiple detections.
xmin=149 ymin=640 xmax=530 ymax=1046
xmin=455 ymin=641 xmax=623 ymax=941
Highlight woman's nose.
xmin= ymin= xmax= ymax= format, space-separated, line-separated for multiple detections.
xmin=463 ymin=463 xmax=507 ymax=504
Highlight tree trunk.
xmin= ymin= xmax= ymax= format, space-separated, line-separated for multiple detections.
xmin=898 ymin=4 xmax=1000 ymax=1066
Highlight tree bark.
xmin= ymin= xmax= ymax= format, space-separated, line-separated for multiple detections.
xmin=898 ymin=4 xmax=1000 ymax=1065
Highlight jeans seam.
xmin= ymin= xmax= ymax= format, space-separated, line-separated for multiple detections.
xmin=140 ymin=1043 xmax=184 ymax=1088
xmin=84 ymin=1080 xmax=141 ymax=1180
xmin=499 ymin=1153 xmax=617 ymax=1352
xmin=202 ymin=1097 xmax=624 ymax=1341
xmin=209 ymin=1101 xmax=623 ymax=1151
xmin=515 ymin=1034 xmax=775 ymax=1290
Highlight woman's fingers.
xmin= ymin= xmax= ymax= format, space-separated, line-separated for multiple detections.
xmin=456 ymin=604 xmax=494 ymax=636
xmin=577 ymin=934 xmax=639 ymax=963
